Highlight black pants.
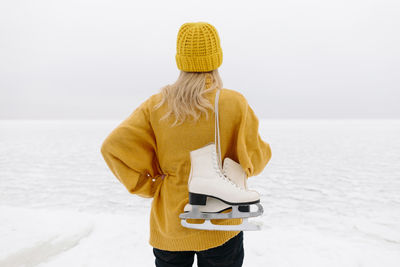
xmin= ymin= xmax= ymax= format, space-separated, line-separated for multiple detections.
xmin=153 ymin=232 xmax=244 ymax=267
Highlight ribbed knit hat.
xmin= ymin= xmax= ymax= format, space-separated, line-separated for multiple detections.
xmin=175 ymin=22 xmax=223 ymax=72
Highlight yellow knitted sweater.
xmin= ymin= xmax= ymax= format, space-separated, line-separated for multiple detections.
xmin=100 ymin=88 xmax=272 ymax=251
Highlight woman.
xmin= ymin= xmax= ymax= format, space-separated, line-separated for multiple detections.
xmin=101 ymin=22 xmax=272 ymax=267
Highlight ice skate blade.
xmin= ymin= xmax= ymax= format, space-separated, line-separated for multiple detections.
xmin=179 ymin=203 xmax=264 ymax=220
xmin=181 ymin=218 xmax=262 ymax=231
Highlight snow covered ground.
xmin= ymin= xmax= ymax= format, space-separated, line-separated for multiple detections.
xmin=0 ymin=119 xmax=399 ymax=267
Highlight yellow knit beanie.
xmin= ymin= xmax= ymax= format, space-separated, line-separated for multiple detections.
xmin=175 ymin=22 xmax=223 ymax=72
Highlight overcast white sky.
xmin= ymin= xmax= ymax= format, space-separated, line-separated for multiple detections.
xmin=0 ymin=0 xmax=399 ymax=120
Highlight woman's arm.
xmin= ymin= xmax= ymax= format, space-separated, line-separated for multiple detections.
xmin=100 ymin=99 xmax=163 ymax=198
xmin=236 ymin=98 xmax=272 ymax=178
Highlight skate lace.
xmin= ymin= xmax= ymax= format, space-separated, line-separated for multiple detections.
xmin=212 ymin=148 xmax=244 ymax=191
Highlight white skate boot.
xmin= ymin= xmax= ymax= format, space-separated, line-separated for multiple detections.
xmin=183 ymin=157 xmax=251 ymax=212
xmin=187 ymin=143 xmax=260 ymax=205
xmin=182 ymin=157 xmax=242 ymax=214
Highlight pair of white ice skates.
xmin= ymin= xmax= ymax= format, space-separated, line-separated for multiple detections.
xmin=179 ymin=144 xmax=264 ymax=231
xmin=179 ymin=89 xmax=264 ymax=231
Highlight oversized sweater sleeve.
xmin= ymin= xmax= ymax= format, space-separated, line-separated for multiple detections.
xmin=236 ymin=98 xmax=272 ymax=178
xmin=100 ymin=99 xmax=162 ymax=198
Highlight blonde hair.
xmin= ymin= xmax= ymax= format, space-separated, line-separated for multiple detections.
xmin=153 ymin=69 xmax=223 ymax=127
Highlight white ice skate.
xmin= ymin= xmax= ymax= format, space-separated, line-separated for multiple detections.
xmin=179 ymin=89 xmax=264 ymax=231
xmin=183 ymin=157 xmax=257 ymax=213
xmin=183 ymin=157 xmax=248 ymax=213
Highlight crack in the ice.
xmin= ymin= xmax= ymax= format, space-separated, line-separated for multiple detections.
xmin=0 ymin=223 xmax=94 ymax=267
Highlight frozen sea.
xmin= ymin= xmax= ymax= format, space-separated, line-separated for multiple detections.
xmin=0 ymin=119 xmax=400 ymax=267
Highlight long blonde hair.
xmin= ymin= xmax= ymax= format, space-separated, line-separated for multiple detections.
xmin=153 ymin=69 xmax=223 ymax=127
